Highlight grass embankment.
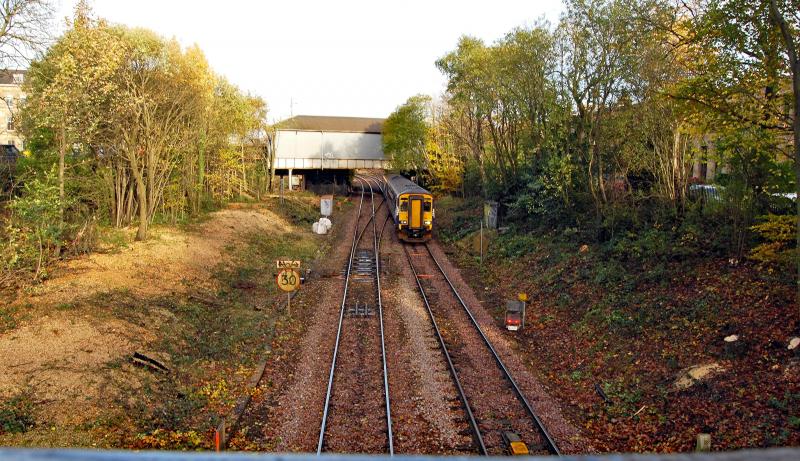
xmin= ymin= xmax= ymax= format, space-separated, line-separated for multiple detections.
xmin=435 ymin=196 xmax=799 ymax=452
xmin=0 ymin=199 xmax=330 ymax=448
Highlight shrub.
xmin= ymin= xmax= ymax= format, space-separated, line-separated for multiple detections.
xmin=749 ymin=214 xmax=797 ymax=266
xmin=0 ymin=390 xmax=36 ymax=434
xmin=2 ymin=169 xmax=66 ymax=278
xmin=493 ymin=231 xmax=539 ymax=259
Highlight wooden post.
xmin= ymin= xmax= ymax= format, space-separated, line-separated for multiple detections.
xmin=480 ymin=219 xmax=484 ymax=266
xmin=287 ymin=292 xmax=291 ymax=317
xmin=215 ymin=419 xmax=226 ymax=451
xmin=696 ymin=433 xmax=711 ymax=452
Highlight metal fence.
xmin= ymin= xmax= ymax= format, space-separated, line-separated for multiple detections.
xmin=688 ymin=184 xmax=722 ymax=203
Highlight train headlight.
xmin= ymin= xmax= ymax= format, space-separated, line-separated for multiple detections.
xmin=401 ymin=220 xmax=407 ymax=224
xmin=424 ymin=220 xmax=431 ymax=225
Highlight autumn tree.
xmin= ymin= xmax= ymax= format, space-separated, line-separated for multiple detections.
xmin=383 ymin=94 xmax=431 ymax=174
xmin=22 ymin=4 xmax=125 ymax=227
xmin=20 ymin=4 xmax=268 ymax=246
xmin=663 ymin=0 xmax=797 ymax=262
xmin=436 ymin=24 xmax=561 ymax=197
xmin=767 ymin=0 xmax=799 ymax=292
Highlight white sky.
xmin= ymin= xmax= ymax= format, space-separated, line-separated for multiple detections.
xmin=55 ymin=0 xmax=563 ymax=122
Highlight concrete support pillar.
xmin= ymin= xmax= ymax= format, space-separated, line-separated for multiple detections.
xmin=288 ymin=169 xmax=293 ymax=192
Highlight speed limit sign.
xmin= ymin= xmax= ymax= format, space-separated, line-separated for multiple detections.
xmin=277 ymin=268 xmax=301 ymax=292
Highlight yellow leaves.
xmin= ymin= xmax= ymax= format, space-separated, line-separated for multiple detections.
xmin=135 ymin=429 xmax=204 ymax=450
xmin=748 ymin=214 xmax=797 ymax=266
xmin=198 ymin=378 xmax=230 ymax=403
xmin=751 ymin=215 xmax=796 ymax=243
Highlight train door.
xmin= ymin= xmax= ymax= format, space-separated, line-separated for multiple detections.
xmin=409 ymin=195 xmax=423 ymax=229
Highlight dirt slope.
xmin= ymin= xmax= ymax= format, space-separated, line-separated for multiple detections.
xmin=0 ymin=205 xmax=296 ymax=445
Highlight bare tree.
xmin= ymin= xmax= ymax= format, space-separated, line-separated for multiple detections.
xmin=0 ymin=0 xmax=53 ymax=67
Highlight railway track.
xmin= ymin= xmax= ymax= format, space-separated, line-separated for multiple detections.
xmin=402 ymin=242 xmax=560 ymax=456
xmin=317 ymin=177 xmax=394 ymax=454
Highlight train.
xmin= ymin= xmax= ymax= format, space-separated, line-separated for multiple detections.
xmin=383 ymin=174 xmax=434 ymax=242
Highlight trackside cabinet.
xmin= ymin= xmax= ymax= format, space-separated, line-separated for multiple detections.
xmin=505 ymin=300 xmax=524 ymax=331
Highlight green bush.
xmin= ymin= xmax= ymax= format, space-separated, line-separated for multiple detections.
xmin=0 ymin=390 xmax=36 ymax=434
xmin=2 ymin=168 xmax=66 ymax=278
xmin=493 ymin=231 xmax=539 ymax=259
xmin=593 ymin=259 xmax=628 ymax=287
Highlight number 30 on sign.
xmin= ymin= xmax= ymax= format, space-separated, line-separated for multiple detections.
xmin=277 ymin=268 xmax=301 ymax=292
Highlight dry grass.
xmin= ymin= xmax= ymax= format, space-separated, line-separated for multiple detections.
xmin=0 ymin=204 xmax=303 ymax=447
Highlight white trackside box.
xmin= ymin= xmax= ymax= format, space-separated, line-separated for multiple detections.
xmin=320 ymin=195 xmax=333 ymax=217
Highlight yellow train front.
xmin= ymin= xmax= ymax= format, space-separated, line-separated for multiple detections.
xmin=384 ymin=174 xmax=433 ymax=242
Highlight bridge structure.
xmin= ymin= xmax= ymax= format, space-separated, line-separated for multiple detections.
xmin=273 ymin=115 xmax=389 ymax=193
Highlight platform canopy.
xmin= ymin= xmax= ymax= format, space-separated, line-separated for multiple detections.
xmin=274 ymin=115 xmax=389 ymax=170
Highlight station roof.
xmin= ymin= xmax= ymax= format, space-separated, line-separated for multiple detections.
xmin=276 ymin=115 xmax=384 ymax=134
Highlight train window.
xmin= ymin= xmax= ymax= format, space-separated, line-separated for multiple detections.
xmin=424 ymin=200 xmax=431 ymax=212
xmin=400 ymin=198 xmax=408 ymax=211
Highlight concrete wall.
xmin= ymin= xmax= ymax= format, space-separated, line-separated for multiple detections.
xmin=275 ymin=130 xmax=388 ymax=169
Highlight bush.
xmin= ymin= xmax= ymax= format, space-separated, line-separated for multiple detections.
xmin=493 ymin=231 xmax=539 ymax=259
xmin=749 ymin=214 xmax=797 ymax=266
xmin=462 ymin=159 xmax=484 ymax=198
xmin=2 ymin=169 xmax=66 ymax=278
xmin=0 ymin=390 xmax=36 ymax=434
xmin=508 ymin=154 xmax=577 ymax=230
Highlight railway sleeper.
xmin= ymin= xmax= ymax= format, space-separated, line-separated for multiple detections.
xmin=347 ymin=301 xmax=374 ymax=317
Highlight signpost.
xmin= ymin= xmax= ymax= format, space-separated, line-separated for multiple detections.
xmin=276 ymin=260 xmax=302 ymax=315
xmin=277 ymin=260 xmax=301 ymax=269
xmin=518 ymin=292 xmax=528 ymax=330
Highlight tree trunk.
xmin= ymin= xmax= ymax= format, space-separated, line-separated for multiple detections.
xmin=58 ymin=122 xmax=65 ymax=206
xmin=769 ymin=0 xmax=799 ymax=301
xmin=134 ymin=171 xmax=148 ymax=241
xmin=268 ymin=132 xmax=277 ymax=193
xmin=55 ymin=122 xmax=66 ymax=257
xmin=240 ymin=142 xmax=246 ymax=196
xmin=130 ymin=150 xmax=148 ymax=241
xmin=125 ymin=181 xmax=135 ymax=225
xmin=197 ymin=130 xmax=206 ymax=212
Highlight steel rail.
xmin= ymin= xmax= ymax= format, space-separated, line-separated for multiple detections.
xmin=317 ymin=182 xmax=365 ymax=455
xmin=422 ymin=244 xmax=561 ymax=455
xmin=362 ymin=176 xmax=395 ymax=456
xmin=353 ymin=199 xmax=386 ymax=248
xmin=402 ymin=243 xmax=488 ymax=455
xmin=362 ymin=175 xmax=393 ymax=253
xmin=351 ymin=175 xmax=387 ymax=248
